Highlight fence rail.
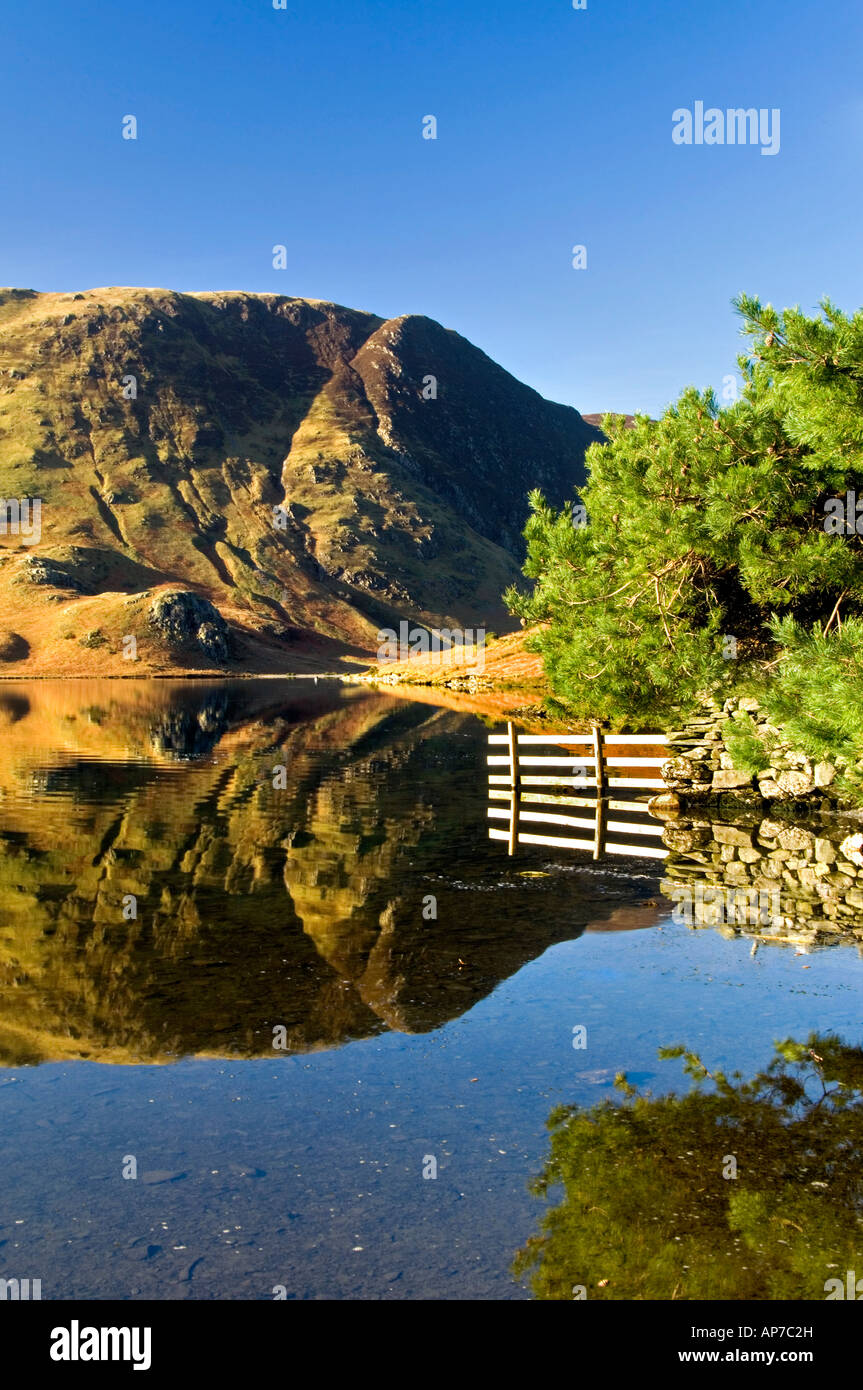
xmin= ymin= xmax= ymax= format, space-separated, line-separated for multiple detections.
xmin=487 ymin=722 xmax=669 ymax=860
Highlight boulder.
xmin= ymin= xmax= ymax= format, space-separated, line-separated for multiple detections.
xmin=662 ymin=757 xmax=703 ymax=782
xmin=759 ymin=819 xmax=785 ymax=839
xmin=17 ymin=555 xmax=87 ymax=592
xmin=661 ymin=825 xmax=711 ymax=852
xmin=148 ymin=591 xmax=230 ymax=663
xmin=738 ymin=846 xmax=763 ymax=863
xmin=0 ymin=630 xmax=29 ymax=661
xmin=647 ymin=791 xmax=682 ymax=816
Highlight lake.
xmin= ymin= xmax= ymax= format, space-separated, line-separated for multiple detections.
xmin=0 ymin=679 xmax=861 ymax=1300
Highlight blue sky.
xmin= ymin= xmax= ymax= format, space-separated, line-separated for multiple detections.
xmin=1 ymin=0 xmax=861 ymax=416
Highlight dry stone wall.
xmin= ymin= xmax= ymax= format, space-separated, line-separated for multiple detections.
xmin=662 ymin=696 xmax=839 ymax=806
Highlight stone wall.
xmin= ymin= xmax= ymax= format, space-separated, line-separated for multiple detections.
xmin=662 ymin=697 xmax=839 ymax=805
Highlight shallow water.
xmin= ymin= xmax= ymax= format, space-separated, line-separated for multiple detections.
xmin=0 ymin=680 xmax=860 ymax=1299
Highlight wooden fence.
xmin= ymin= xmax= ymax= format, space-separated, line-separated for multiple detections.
xmin=487 ymin=723 xmax=669 ymax=860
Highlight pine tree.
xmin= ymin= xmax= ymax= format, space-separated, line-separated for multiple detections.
xmin=506 ymin=296 xmax=863 ymax=722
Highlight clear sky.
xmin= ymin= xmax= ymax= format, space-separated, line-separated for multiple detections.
xmin=1 ymin=0 xmax=861 ymax=417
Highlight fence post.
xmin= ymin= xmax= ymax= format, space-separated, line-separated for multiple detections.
xmin=592 ymin=724 xmax=605 ymax=797
xmin=507 ymin=720 xmax=520 ymax=855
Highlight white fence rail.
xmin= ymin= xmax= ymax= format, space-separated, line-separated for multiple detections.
xmin=487 ymin=722 xmax=669 ymax=859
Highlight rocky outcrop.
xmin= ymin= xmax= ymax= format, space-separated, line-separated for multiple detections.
xmin=148 ymin=591 xmax=230 ymax=663
xmin=0 ymin=630 xmax=28 ymax=661
xmin=15 ymin=555 xmax=89 ymax=593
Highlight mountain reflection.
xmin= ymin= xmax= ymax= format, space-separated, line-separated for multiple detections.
xmin=0 ymin=681 xmax=662 ymax=1066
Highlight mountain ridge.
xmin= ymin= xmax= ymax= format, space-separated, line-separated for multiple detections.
xmin=0 ymin=287 xmax=601 ymax=674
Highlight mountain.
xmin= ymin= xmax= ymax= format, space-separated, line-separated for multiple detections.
xmin=0 ymin=287 xmax=601 ymax=674
xmin=581 ymin=412 xmax=637 ymax=429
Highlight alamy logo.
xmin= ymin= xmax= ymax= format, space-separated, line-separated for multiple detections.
xmin=823 ymin=491 xmax=863 ymax=535
xmin=50 ymin=1321 xmax=152 ymax=1371
xmin=672 ymin=102 xmax=780 ymax=156
xmin=0 ymin=1277 xmax=41 ymax=1300
xmin=670 ymin=884 xmax=780 ymax=926
xmin=824 ymin=1270 xmax=863 ymax=1299
xmin=377 ymin=621 xmax=486 ymax=673
xmin=0 ymin=497 xmax=41 ymax=545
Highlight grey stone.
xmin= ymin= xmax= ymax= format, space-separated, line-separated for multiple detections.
xmin=758 ymin=779 xmax=783 ymax=798
xmin=711 ymin=769 xmax=753 ymax=790
xmin=776 ymin=770 xmax=814 ymax=796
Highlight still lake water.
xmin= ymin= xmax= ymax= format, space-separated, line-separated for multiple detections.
xmin=0 ymin=679 xmax=861 ymax=1300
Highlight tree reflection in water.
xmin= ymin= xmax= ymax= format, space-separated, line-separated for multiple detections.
xmin=514 ymin=1034 xmax=863 ymax=1300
